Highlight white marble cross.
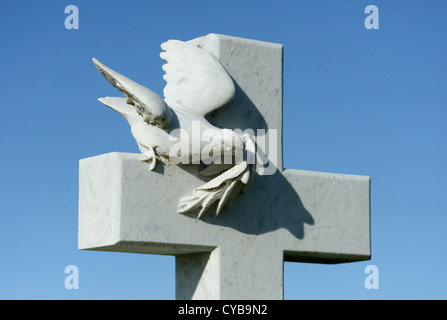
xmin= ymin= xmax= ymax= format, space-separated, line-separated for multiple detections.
xmin=79 ymin=34 xmax=370 ymax=299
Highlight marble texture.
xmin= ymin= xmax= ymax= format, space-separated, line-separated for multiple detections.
xmin=79 ymin=34 xmax=371 ymax=299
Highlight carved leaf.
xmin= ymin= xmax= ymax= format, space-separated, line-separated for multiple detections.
xmin=178 ymin=134 xmax=256 ymax=218
xmin=178 ymin=161 xmax=251 ymax=218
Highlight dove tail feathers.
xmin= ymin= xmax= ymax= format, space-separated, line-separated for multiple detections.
xmin=93 ymin=57 xmax=172 ymax=130
xmin=97 ymin=97 xmax=140 ymax=125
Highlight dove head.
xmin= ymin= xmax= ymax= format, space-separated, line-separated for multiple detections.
xmin=200 ymin=128 xmax=244 ymax=164
xmin=221 ymin=129 xmax=245 ymax=162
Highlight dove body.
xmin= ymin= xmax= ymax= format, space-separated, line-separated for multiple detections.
xmin=92 ymin=38 xmax=254 ymax=218
xmin=93 ymin=40 xmax=243 ymax=169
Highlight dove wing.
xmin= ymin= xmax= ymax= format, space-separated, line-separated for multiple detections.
xmin=160 ymin=40 xmax=235 ymax=116
xmin=93 ymin=58 xmax=172 ymax=130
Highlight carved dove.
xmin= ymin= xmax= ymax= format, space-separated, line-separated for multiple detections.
xmin=93 ymin=39 xmax=255 ymax=218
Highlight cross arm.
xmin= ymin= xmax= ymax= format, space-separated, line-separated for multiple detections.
xmin=281 ymin=168 xmax=371 ymax=263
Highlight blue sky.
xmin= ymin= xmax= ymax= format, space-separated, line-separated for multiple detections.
xmin=1 ymin=0 xmax=446 ymax=299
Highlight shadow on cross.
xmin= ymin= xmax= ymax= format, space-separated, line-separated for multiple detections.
xmin=180 ymin=82 xmax=314 ymax=240
xmin=186 ymin=170 xmax=314 ymax=240
xmin=205 ymin=81 xmax=268 ymax=134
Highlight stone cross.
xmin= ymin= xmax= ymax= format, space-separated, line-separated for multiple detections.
xmin=79 ymin=34 xmax=371 ymax=299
